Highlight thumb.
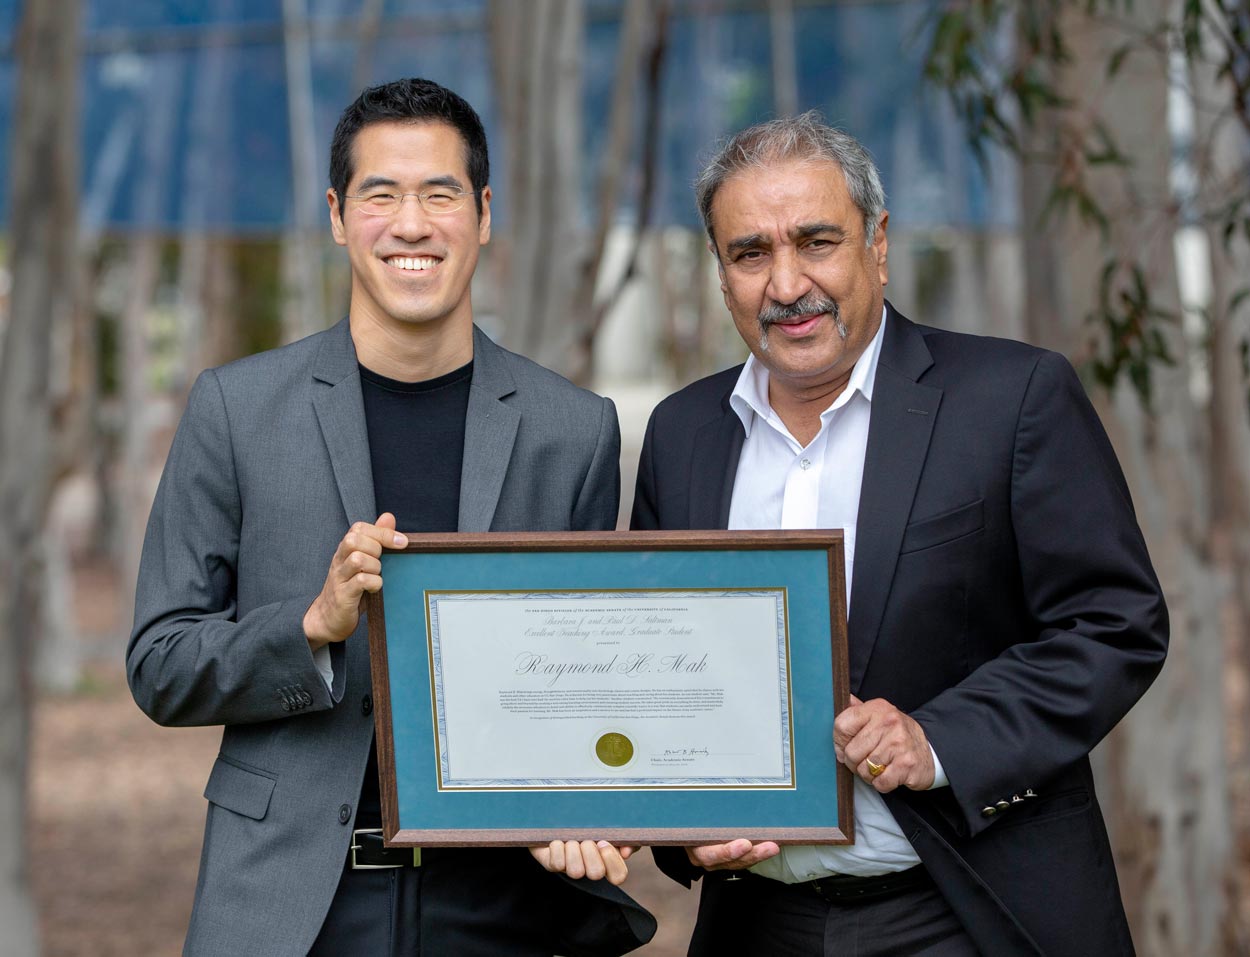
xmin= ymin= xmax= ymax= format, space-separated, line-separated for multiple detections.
xmin=375 ymin=511 xmax=407 ymax=548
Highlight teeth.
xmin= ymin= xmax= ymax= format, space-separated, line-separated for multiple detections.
xmin=389 ymin=257 xmax=438 ymax=271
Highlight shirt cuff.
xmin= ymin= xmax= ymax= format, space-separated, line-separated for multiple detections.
xmin=313 ymin=643 xmax=333 ymax=690
xmin=927 ymin=745 xmax=949 ymax=789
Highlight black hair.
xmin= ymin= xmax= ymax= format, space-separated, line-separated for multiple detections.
xmin=329 ymin=77 xmax=489 ymax=217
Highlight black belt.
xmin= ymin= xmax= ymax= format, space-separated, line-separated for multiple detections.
xmin=802 ymin=865 xmax=933 ymax=904
xmin=738 ymin=864 xmax=933 ymax=905
xmin=349 ymin=829 xmax=422 ymax=869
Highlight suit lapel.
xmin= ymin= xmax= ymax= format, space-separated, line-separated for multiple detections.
xmin=458 ymin=327 xmax=520 ymax=532
xmin=848 ymin=307 xmax=941 ymax=692
xmin=311 ymin=319 xmax=377 ymax=526
xmin=690 ymin=395 xmax=745 ymax=529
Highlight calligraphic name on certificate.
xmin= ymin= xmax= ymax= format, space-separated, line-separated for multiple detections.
xmin=425 ymin=589 xmax=794 ymax=790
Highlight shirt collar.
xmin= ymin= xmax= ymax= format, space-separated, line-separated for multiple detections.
xmin=730 ymin=304 xmax=888 ymax=436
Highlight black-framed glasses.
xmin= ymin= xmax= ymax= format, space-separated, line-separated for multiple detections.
xmin=344 ymin=185 xmax=472 ymax=216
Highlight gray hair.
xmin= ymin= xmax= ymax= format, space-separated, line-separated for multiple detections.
xmin=695 ymin=111 xmax=886 ymax=250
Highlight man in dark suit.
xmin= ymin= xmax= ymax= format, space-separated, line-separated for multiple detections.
xmin=632 ymin=113 xmax=1167 ymax=955
xmin=128 ymin=78 xmax=654 ymax=956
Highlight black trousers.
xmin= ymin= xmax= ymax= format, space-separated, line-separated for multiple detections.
xmin=307 ymin=845 xmax=653 ymax=957
xmin=307 ymin=848 xmax=555 ymax=957
xmin=687 ymin=870 xmax=980 ymax=957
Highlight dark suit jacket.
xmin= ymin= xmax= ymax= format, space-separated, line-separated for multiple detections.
xmin=129 ymin=320 xmax=655 ymax=956
xmin=632 ymin=304 xmax=1167 ymax=956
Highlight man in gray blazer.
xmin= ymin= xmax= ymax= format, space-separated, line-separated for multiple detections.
xmin=128 ymin=78 xmax=655 ymax=956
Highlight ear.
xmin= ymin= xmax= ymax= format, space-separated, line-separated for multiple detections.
xmin=710 ymin=240 xmax=729 ymax=290
xmin=328 ymin=188 xmax=347 ymax=247
xmin=713 ymin=251 xmax=732 ymax=306
xmin=873 ymin=210 xmax=889 ymax=287
xmin=477 ymin=185 xmax=492 ymax=245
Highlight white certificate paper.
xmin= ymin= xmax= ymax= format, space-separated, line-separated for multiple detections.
xmin=425 ymin=590 xmax=794 ymax=789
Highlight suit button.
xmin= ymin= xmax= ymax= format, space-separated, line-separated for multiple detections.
xmin=1024 ymin=788 xmax=1038 ymax=799
xmin=996 ymin=800 xmax=1010 ymax=811
xmin=338 ymin=804 xmax=352 ymax=824
xmin=362 ymin=694 xmax=373 ymax=716
xmin=981 ymin=806 xmax=996 ymax=818
xmin=1011 ymin=794 xmax=1024 ymax=804
xmin=281 ymin=700 xmax=291 ymax=712
xmin=301 ymin=692 xmax=313 ymax=706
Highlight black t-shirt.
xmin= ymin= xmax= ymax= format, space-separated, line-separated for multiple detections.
xmin=354 ymin=358 xmax=472 ymax=827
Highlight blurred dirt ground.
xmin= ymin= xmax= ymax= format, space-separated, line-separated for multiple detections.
xmin=29 ymin=663 xmax=699 ymax=957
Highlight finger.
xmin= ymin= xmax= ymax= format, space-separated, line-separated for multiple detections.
xmin=580 ymin=840 xmax=607 ymax=881
xmin=842 ymin=723 xmax=886 ymax=771
xmin=563 ymin=840 xmax=586 ymax=880
xmin=340 ymin=572 xmax=383 ymax=597
xmin=688 ymin=840 xmax=780 ymax=870
xmin=619 ymin=846 xmax=638 ymax=861
xmin=849 ymin=694 xmax=863 ymax=706
xmin=546 ymin=839 xmax=564 ymax=873
xmin=342 ymin=551 xmax=383 ymax=581
xmin=833 ymin=703 xmax=872 ymax=751
xmin=597 ymin=841 xmax=629 ymax=885
xmin=374 ymin=512 xmax=408 ymax=548
xmin=528 ymin=844 xmax=551 ymax=870
xmin=687 ymin=839 xmax=752 ymax=868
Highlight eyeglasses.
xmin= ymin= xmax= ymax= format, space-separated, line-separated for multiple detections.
xmin=344 ymin=185 xmax=473 ymax=216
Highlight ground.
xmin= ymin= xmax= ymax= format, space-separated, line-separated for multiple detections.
xmin=29 ymin=664 xmax=699 ymax=957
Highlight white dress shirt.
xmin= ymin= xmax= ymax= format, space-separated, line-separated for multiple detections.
xmin=727 ymin=308 xmax=946 ymax=882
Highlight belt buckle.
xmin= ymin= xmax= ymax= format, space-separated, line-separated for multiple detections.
xmin=350 ymin=828 xmax=421 ymax=870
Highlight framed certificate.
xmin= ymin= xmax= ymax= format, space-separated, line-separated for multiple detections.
xmin=363 ymin=530 xmax=852 ymax=846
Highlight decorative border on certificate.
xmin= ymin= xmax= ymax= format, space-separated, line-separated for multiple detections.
xmin=363 ymin=529 xmax=854 ymax=847
xmin=424 ymin=588 xmax=795 ymax=790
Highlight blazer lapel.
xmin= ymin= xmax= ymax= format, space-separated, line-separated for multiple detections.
xmin=848 ymin=306 xmax=941 ymax=692
xmin=458 ymin=327 xmax=520 ymax=532
xmin=311 ymin=319 xmax=378 ymax=526
xmin=690 ymin=394 xmax=745 ymax=529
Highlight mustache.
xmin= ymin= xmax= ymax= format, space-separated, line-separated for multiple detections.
xmin=758 ymin=294 xmax=839 ymax=328
xmin=756 ymin=296 xmax=844 ymax=351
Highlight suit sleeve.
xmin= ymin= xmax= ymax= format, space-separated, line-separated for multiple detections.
xmin=126 ymin=370 xmax=334 ymax=727
xmin=571 ymin=395 xmax=622 ymax=532
xmin=909 ymin=351 xmax=1168 ymax=836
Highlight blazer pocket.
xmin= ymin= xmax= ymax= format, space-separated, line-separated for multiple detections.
xmin=899 ymin=499 xmax=985 ymax=554
xmin=203 ymin=753 xmax=276 ymax=821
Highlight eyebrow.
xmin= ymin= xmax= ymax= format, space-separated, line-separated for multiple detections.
xmin=723 ymin=222 xmax=848 ymax=258
xmin=724 ymin=233 xmax=767 ymax=257
xmin=353 ymin=173 xmax=467 ymax=192
xmin=792 ymin=222 xmax=847 ymax=241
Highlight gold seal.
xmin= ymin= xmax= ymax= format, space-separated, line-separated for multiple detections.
xmin=595 ymin=732 xmax=634 ymax=768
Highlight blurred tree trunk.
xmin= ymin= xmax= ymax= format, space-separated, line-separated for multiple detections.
xmin=487 ymin=0 xmax=666 ymax=383
xmin=1010 ymin=4 xmax=1235 ymax=952
xmin=282 ymin=0 xmax=326 ymax=343
xmin=117 ymin=58 xmax=180 ymax=621
xmin=769 ymin=0 xmax=798 ymax=117
xmin=0 ymin=0 xmax=81 ymax=952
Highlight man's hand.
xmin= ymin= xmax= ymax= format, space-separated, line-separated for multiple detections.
xmin=685 ymin=839 xmax=780 ymax=871
xmin=303 ymin=513 xmax=408 ymax=651
xmin=834 ymin=695 xmax=935 ymax=792
xmin=530 ymin=841 xmax=636 ymax=885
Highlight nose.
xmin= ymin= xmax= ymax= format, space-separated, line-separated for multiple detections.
xmin=764 ymin=247 xmax=812 ymax=306
xmin=388 ymin=194 xmax=434 ymax=242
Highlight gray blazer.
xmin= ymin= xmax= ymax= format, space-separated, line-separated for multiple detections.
xmin=128 ymin=320 xmax=653 ymax=956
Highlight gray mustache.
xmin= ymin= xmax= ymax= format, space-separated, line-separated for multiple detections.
xmin=756 ymin=297 xmax=844 ymax=351
xmin=758 ymin=295 xmax=838 ymax=327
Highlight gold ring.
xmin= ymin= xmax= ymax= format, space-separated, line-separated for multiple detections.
xmin=866 ymin=759 xmax=887 ymax=778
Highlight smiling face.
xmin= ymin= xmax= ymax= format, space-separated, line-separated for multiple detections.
xmin=710 ymin=158 xmax=888 ymax=402
xmin=328 ymin=120 xmax=491 ymax=340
